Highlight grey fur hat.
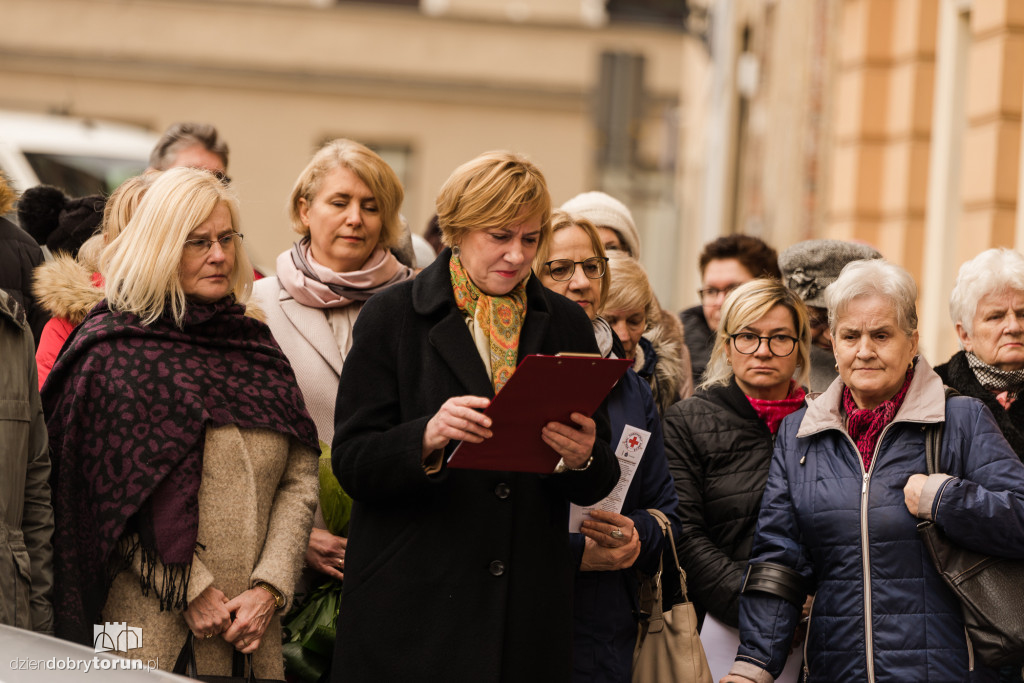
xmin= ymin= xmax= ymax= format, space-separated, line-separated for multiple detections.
xmin=778 ymin=239 xmax=882 ymax=307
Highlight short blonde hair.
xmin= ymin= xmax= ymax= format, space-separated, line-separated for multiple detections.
xmin=702 ymin=278 xmax=811 ymax=390
xmin=534 ymin=209 xmax=609 ymax=310
xmin=603 ymin=251 xmax=658 ymax=330
xmin=436 ymin=151 xmax=551 ymax=249
xmin=288 ymin=139 xmax=405 ymax=250
xmin=102 ymin=166 xmax=253 ymax=327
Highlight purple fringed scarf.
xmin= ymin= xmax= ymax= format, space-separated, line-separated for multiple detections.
xmin=42 ymin=297 xmax=318 ymax=645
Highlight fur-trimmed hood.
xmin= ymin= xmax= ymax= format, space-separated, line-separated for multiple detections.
xmin=33 ymin=253 xmax=103 ymax=326
xmin=635 ymin=310 xmax=688 ymax=416
xmin=0 ymin=173 xmax=16 ymax=215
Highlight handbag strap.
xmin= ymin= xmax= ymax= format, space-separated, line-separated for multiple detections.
xmin=925 ymin=387 xmax=957 ymax=476
xmin=172 ymin=631 xmax=255 ymax=681
xmin=646 ymin=508 xmax=688 ymax=599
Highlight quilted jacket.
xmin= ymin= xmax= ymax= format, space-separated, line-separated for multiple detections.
xmin=732 ymin=358 xmax=1024 ymax=683
xmin=663 ymin=378 xmax=777 ymax=627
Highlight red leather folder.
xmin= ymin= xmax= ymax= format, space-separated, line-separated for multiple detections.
xmin=446 ymin=353 xmax=633 ymax=473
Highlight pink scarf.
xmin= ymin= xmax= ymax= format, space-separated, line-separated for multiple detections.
xmin=276 ymin=237 xmax=413 ymax=309
xmin=746 ymin=382 xmax=807 ymax=434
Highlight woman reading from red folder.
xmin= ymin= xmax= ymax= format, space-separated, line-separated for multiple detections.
xmin=330 ymin=151 xmax=619 ymax=683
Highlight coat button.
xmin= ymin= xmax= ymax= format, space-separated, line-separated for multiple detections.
xmin=494 ymin=483 xmax=511 ymax=499
xmin=489 ymin=560 xmax=506 ymax=576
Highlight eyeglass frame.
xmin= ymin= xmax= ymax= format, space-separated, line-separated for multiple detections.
xmin=698 ymin=283 xmax=743 ymax=301
xmin=729 ymin=332 xmax=798 ymax=357
xmin=542 ymin=256 xmax=609 ymax=282
xmin=183 ymin=232 xmax=244 ymax=255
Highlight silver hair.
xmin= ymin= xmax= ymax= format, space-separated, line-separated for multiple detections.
xmin=824 ymin=259 xmax=918 ymax=337
xmin=948 ymin=248 xmax=1024 ymax=335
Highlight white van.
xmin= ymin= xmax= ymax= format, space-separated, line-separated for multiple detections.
xmin=0 ymin=110 xmax=156 ymax=198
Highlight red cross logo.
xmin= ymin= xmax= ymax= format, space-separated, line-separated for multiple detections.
xmin=625 ymin=432 xmax=644 ymax=452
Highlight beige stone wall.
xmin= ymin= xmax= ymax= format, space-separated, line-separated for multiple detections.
xmin=0 ymin=0 xmax=684 ymax=271
xmin=677 ymin=0 xmax=1024 ymax=362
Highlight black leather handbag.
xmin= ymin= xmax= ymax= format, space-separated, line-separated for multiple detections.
xmin=172 ymin=632 xmax=284 ymax=682
xmin=917 ymin=412 xmax=1024 ymax=668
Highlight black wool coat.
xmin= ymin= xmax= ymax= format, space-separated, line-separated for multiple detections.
xmin=935 ymin=350 xmax=1024 ymax=461
xmin=331 ymin=249 xmax=619 ymax=683
xmin=662 ymin=378 xmax=776 ymax=627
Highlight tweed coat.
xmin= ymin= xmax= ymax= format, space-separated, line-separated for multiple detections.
xmin=331 ymin=248 xmax=620 ymax=683
xmin=102 ymin=425 xmax=317 ymax=678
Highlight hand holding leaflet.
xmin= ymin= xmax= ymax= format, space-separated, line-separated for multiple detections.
xmin=569 ymin=425 xmax=652 ymax=532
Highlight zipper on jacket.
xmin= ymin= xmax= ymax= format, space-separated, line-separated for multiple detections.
xmin=802 ymin=594 xmax=815 ymax=680
xmin=964 ymin=627 xmax=974 ymax=671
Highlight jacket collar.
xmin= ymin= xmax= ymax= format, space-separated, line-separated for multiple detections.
xmin=797 ymin=355 xmax=947 ymax=438
xmin=276 ymin=286 xmax=346 ymax=375
xmin=412 ymin=247 xmax=552 ymax=398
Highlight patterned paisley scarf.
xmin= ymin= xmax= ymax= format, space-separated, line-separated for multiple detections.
xmin=43 ymin=297 xmax=318 ymax=645
xmin=842 ymin=367 xmax=914 ymax=472
xmin=449 ymin=253 xmax=527 ymax=392
xmin=966 ymin=351 xmax=1024 ymax=409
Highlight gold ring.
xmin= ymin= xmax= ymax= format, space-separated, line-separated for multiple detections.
xmin=610 ymin=528 xmax=624 ymax=540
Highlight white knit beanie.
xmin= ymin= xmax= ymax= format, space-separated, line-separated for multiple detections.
xmin=560 ymin=191 xmax=641 ymax=259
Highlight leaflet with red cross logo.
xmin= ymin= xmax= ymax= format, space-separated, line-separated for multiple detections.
xmin=568 ymin=425 xmax=651 ymax=532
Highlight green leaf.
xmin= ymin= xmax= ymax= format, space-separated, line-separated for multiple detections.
xmin=318 ymin=441 xmax=352 ymax=536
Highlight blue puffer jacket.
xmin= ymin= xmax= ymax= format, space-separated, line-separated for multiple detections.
xmin=570 ymin=366 xmax=680 ymax=683
xmin=732 ymin=358 xmax=1024 ymax=683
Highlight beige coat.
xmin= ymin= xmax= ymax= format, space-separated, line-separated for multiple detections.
xmin=103 ymin=425 xmax=317 ymax=678
xmin=253 ymin=276 xmax=361 ymax=442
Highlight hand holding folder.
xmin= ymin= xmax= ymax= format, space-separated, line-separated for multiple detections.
xmin=446 ymin=353 xmax=633 ymax=473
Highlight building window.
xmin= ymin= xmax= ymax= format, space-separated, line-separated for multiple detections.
xmin=606 ymin=0 xmax=687 ymax=27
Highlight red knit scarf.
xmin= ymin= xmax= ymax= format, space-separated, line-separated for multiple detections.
xmin=842 ymin=368 xmax=914 ymax=472
xmin=746 ymin=382 xmax=807 ymax=434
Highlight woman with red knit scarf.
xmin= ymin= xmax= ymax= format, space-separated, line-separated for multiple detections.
xmin=723 ymin=259 xmax=1024 ymax=683
xmin=664 ymin=278 xmax=810 ymax=682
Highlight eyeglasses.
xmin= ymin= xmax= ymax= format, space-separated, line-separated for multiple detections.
xmin=543 ymin=257 xmax=608 ymax=282
xmin=698 ymin=284 xmax=742 ymax=301
xmin=730 ymin=332 xmax=798 ymax=357
xmin=184 ymin=232 xmax=243 ymax=255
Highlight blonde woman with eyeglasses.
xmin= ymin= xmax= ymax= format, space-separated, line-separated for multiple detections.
xmin=43 ymin=167 xmax=319 ymax=678
xmin=664 ymin=278 xmax=810 ymax=682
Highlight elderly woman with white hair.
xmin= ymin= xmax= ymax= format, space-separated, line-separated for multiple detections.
xmin=935 ymin=248 xmax=1024 ymax=461
xmin=44 ymin=167 xmax=319 ymax=676
xmin=722 ymin=259 xmax=1024 ymax=683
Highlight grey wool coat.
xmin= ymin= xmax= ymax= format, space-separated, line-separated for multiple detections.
xmin=331 ymin=248 xmax=621 ymax=683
